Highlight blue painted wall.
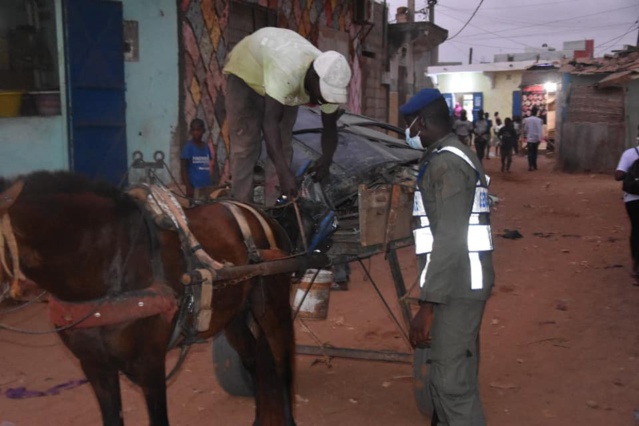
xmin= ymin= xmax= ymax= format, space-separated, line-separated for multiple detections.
xmin=122 ymin=0 xmax=179 ymax=183
xmin=0 ymin=117 xmax=67 ymax=178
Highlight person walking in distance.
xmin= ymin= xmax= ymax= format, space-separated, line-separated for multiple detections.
xmin=472 ymin=110 xmax=490 ymax=163
xmin=522 ymin=106 xmax=543 ymax=171
xmin=498 ymin=117 xmax=517 ymax=172
xmin=401 ymin=88 xmax=495 ymax=426
xmin=615 ymin=128 xmax=639 ymax=285
xmin=484 ymin=112 xmax=493 ymax=159
xmin=452 ymin=109 xmax=473 ymax=146
xmin=491 ymin=116 xmax=503 ymax=159
xmin=223 ymin=27 xmax=352 ymax=205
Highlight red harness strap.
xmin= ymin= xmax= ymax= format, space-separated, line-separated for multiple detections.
xmin=48 ymin=283 xmax=178 ymax=329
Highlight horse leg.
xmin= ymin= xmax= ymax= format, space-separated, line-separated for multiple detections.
xmin=249 ymin=277 xmax=296 ymax=426
xmin=128 ymin=362 xmax=169 ymax=426
xmin=59 ymin=331 xmax=125 ymax=426
xmin=79 ymin=361 xmax=124 ymax=426
xmin=120 ymin=319 xmax=171 ymax=426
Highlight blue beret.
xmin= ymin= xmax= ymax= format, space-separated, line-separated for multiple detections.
xmin=399 ymin=88 xmax=444 ymax=116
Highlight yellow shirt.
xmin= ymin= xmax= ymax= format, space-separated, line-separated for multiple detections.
xmin=224 ymin=28 xmax=338 ymax=114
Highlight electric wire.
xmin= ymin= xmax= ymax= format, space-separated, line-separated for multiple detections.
xmin=439 ymin=0 xmax=582 ymax=11
xmin=439 ymin=9 xmax=536 ymax=49
xmin=446 ymin=0 xmax=486 ymax=41
xmin=451 ymin=4 xmax=638 ymax=40
xmin=595 ymin=21 xmax=639 ymax=49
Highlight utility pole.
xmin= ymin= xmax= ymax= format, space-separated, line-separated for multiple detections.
xmin=469 ymin=48 xmax=474 ymax=64
xmin=428 ymin=0 xmax=436 ymax=23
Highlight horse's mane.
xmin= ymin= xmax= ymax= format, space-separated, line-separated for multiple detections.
xmin=0 ymin=171 xmax=135 ymax=209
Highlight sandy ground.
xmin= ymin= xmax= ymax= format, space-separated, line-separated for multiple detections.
xmin=1 ymin=152 xmax=639 ymax=426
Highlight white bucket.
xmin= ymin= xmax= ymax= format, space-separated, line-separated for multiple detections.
xmin=293 ymin=269 xmax=332 ymax=320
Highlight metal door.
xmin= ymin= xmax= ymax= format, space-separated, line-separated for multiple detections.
xmin=64 ymin=0 xmax=127 ymax=184
xmin=512 ymin=90 xmax=521 ymax=118
xmin=472 ymin=92 xmax=483 ymax=122
xmin=442 ymin=93 xmax=454 ymax=115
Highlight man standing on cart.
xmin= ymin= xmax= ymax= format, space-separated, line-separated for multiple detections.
xmin=223 ymin=27 xmax=352 ymax=205
xmin=401 ymin=88 xmax=495 ymax=425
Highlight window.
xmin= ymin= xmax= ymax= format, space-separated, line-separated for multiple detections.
xmin=0 ymin=0 xmax=61 ymax=117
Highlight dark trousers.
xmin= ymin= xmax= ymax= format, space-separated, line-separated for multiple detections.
xmin=428 ymin=299 xmax=487 ymax=426
xmin=527 ymin=142 xmax=539 ymax=170
xmin=225 ymin=74 xmax=298 ymax=205
xmin=625 ymin=200 xmax=639 ymax=271
xmin=500 ymin=145 xmax=513 ymax=171
xmin=474 ymin=139 xmax=487 ymax=163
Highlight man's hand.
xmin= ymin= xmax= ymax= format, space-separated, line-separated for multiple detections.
xmin=279 ymin=168 xmax=298 ymax=198
xmin=308 ymin=156 xmax=331 ymax=182
xmin=409 ymin=303 xmax=434 ymax=349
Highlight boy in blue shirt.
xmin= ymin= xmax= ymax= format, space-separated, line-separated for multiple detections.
xmin=180 ymin=118 xmax=215 ymax=201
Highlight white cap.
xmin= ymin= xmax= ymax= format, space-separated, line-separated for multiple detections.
xmin=313 ymin=51 xmax=352 ymax=104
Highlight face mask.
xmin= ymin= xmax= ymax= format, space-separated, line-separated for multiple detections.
xmin=405 ymin=117 xmax=423 ymax=150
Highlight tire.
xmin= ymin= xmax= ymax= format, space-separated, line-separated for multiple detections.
xmin=212 ymin=333 xmax=255 ymax=397
xmin=413 ymin=347 xmax=434 ymax=418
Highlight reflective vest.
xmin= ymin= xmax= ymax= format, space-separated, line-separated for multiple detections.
xmin=413 ymin=146 xmax=493 ymax=290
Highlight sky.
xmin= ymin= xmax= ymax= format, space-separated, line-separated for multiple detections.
xmin=386 ymin=0 xmax=639 ymax=64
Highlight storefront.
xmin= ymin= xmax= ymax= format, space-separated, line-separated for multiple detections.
xmin=428 ymin=60 xmax=538 ymax=125
xmin=519 ymin=65 xmax=561 ymax=145
xmin=443 ymin=92 xmax=483 ymax=120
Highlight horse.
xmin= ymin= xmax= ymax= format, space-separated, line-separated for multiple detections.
xmin=0 ymin=170 xmax=298 ymax=426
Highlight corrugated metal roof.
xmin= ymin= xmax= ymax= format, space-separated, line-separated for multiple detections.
xmin=597 ymin=70 xmax=639 ymax=88
xmin=559 ymin=47 xmax=639 ymax=75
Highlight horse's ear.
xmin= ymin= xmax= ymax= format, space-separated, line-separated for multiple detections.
xmin=0 ymin=180 xmax=24 ymax=213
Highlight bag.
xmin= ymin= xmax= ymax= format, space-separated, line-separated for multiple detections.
xmin=622 ymin=148 xmax=639 ymax=195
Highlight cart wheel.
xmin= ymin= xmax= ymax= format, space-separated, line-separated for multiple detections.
xmin=212 ymin=333 xmax=255 ymax=397
xmin=413 ymin=347 xmax=434 ymax=418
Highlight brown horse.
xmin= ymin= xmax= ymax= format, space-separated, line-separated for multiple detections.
xmin=0 ymin=171 xmax=297 ymax=426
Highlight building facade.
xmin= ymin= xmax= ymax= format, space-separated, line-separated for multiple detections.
xmin=1 ymin=0 xmax=446 ymax=185
xmin=0 ymin=0 xmax=180 ymax=184
xmin=557 ymin=48 xmax=639 ymax=173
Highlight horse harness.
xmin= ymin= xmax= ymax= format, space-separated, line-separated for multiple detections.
xmin=1 ymin=183 xmax=283 ymax=335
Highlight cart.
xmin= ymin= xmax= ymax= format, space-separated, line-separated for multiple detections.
xmin=212 ymin=181 xmax=434 ymax=418
xmin=131 ymin=106 xmax=435 ymax=417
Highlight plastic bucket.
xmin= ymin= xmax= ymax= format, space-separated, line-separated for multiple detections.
xmin=0 ymin=92 xmax=24 ymax=117
xmin=34 ymin=91 xmax=61 ymax=116
xmin=293 ymin=269 xmax=332 ymax=320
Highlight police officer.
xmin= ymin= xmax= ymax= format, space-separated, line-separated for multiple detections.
xmin=401 ymin=88 xmax=495 ymax=426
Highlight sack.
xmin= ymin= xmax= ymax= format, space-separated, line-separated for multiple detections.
xmin=623 ymin=148 xmax=639 ymax=195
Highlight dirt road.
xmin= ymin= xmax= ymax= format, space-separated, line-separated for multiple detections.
xmin=1 ymin=153 xmax=638 ymax=425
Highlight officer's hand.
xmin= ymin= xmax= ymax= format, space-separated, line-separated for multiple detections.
xmin=409 ymin=303 xmax=433 ymax=349
xmin=307 ymin=157 xmax=331 ymax=182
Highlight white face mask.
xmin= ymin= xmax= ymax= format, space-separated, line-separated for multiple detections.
xmin=405 ymin=116 xmax=423 ymax=150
